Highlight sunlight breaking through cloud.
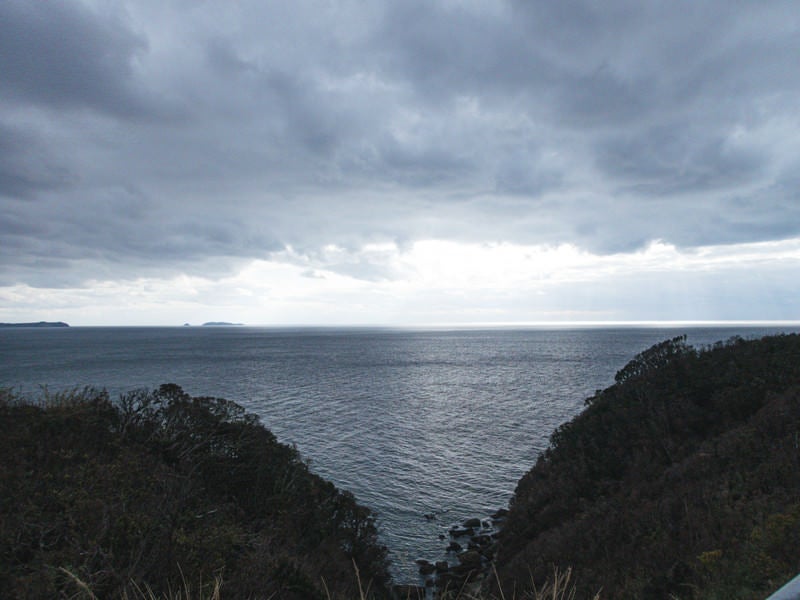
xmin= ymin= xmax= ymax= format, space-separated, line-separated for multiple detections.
xmin=3 ymin=238 xmax=799 ymax=326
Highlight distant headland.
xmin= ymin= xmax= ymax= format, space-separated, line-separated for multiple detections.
xmin=0 ymin=321 xmax=69 ymax=328
xmin=201 ymin=321 xmax=243 ymax=327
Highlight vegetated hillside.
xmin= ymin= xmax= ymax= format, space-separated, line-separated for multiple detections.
xmin=0 ymin=384 xmax=390 ymax=599
xmin=493 ymin=334 xmax=800 ymax=599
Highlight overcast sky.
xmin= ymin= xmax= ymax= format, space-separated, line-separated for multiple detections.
xmin=1 ymin=0 xmax=799 ymax=325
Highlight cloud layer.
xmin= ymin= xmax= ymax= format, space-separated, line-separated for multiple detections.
xmin=2 ymin=0 xmax=799 ymax=322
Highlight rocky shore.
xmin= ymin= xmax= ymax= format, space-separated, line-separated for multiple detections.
xmin=394 ymin=508 xmax=508 ymax=599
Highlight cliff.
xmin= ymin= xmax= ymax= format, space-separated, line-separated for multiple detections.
xmin=0 ymin=384 xmax=390 ymax=599
xmin=493 ymin=334 xmax=800 ymax=599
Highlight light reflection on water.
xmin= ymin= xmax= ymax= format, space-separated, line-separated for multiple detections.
xmin=2 ymin=325 xmax=798 ymax=582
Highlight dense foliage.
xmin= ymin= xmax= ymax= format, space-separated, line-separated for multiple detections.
xmin=493 ymin=334 xmax=800 ymax=599
xmin=0 ymin=384 xmax=390 ymax=599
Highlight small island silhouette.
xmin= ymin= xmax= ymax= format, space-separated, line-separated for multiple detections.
xmin=0 ymin=321 xmax=69 ymax=328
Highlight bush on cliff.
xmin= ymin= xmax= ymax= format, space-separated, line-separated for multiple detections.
xmin=494 ymin=334 xmax=800 ymax=599
xmin=0 ymin=384 xmax=390 ymax=599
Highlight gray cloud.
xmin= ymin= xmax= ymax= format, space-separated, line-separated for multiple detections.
xmin=595 ymin=123 xmax=766 ymax=195
xmin=0 ymin=122 xmax=73 ymax=198
xmin=0 ymin=1 xmax=151 ymax=116
xmin=1 ymin=0 xmax=799 ymax=288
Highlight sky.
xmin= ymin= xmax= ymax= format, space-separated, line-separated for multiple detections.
xmin=1 ymin=0 xmax=799 ymax=326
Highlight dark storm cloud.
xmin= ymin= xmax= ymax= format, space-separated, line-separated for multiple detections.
xmin=344 ymin=0 xmax=800 ymax=253
xmin=0 ymin=1 xmax=151 ymax=116
xmin=0 ymin=122 xmax=73 ymax=198
xmin=1 ymin=0 xmax=799 ymax=286
xmin=595 ymin=124 xmax=766 ymax=195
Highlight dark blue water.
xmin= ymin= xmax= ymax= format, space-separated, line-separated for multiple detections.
xmin=2 ymin=325 xmax=798 ymax=582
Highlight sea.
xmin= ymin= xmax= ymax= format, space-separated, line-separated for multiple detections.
xmin=2 ymin=324 xmax=799 ymax=583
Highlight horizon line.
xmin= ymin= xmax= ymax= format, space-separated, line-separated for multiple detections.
xmin=28 ymin=319 xmax=800 ymax=328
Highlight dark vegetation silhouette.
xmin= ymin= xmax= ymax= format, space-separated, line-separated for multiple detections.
xmin=4 ymin=335 xmax=800 ymax=599
xmin=0 ymin=384 xmax=390 ymax=599
xmin=493 ymin=334 xmax=800 ymax=599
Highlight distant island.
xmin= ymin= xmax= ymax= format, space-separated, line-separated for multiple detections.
xmin=0 ymin=321 xmax=69 ymax=328
xmin=201 ymin=321 xmax=243 ymax=327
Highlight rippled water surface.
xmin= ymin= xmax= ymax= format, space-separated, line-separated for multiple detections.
xmin=2 ymin=325 xmax=798 ymax=582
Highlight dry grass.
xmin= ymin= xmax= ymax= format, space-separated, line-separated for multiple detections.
xmin=57 ymin=562 xmax=594 ymax=600
xmin=490 ymin=566 xmax=600 ymax=600
xmin=58 ymin=565 xmax=222 ymax=600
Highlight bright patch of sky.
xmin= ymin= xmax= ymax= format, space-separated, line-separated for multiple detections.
xmin=3 ymin=238 xmax=798 ymax=326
